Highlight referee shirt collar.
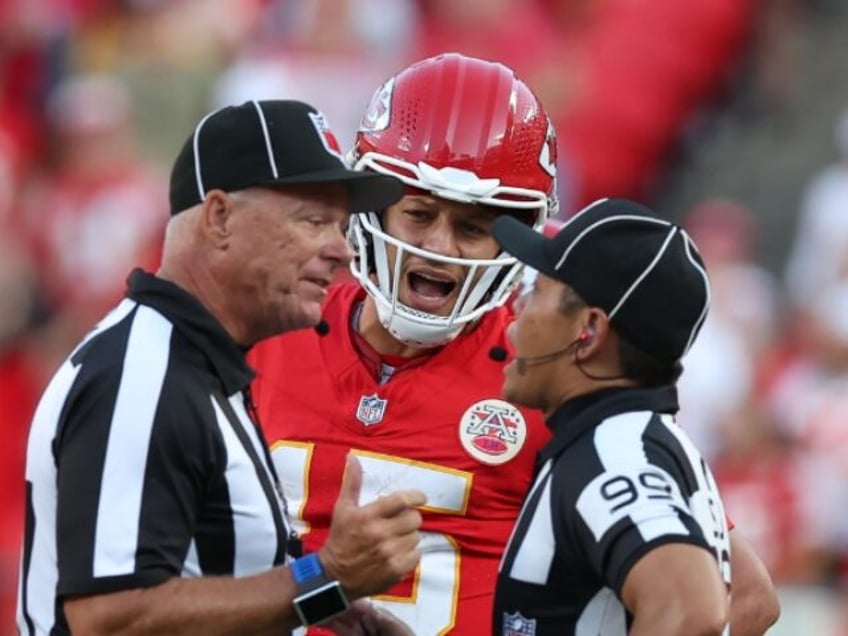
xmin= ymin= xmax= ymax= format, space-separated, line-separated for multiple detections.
xmin=539 ymin=385 xmax=679 ymax=465
xmin=126 ymin=269 xmax=255 ymax=394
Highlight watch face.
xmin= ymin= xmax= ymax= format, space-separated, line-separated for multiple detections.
xmin=294 ymin=581 xmax=350 ymax=626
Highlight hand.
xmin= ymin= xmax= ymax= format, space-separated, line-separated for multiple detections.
xmin=322 ymin=600 xmax=415 ymax=636
xmin=319 ymin=453 xmax=426 ymax=599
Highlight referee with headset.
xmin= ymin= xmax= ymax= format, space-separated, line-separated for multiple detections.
xmin=18 ymin=100 xmax=423 ymax=635
xmin=491 ymin=198 xmax=731 ymax=635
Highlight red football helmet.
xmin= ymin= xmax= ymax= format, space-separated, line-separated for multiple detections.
xmin=348 ymin=53 xmax=559 ymax=347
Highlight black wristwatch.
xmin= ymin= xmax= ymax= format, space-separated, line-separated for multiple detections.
xmin=291 ymin=553 xmax=350 ymax=626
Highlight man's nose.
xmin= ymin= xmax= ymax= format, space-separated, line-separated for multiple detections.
xmin=420 ymin=217 xmax=459 ymax=256
xmin=324 ymin=224 xmax=354 ymax=267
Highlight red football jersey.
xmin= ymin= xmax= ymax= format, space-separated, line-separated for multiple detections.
xmin=250 ymin=284 xmax=550 ymax=635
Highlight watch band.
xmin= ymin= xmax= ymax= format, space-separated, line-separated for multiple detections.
xmin=291 ymin=553 xmax=350 ymax=626
xmin=292 ymin=553 xmax=326 ymax=590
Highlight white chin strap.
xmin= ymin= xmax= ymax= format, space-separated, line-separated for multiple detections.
xmin=349 ymin=212 xmax=524 ymax=349
xmin=374 ymin=295 xmax=466 ymax=348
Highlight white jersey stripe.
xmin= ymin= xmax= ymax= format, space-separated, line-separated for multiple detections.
xmin=212 ymin=397 xmax=281 ymax=577
xmin=23 ymin=360 xmax=82 ymax=635
xmin=94 ymin=306 xmax=171 ymax=577
xmin=509 ymin=476 xmax=555 ymax=584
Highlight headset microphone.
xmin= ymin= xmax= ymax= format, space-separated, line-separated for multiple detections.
xmin=489 ymin=338 xmax=581 ymax=370
xmin=488 ymin=346 xmax=508 ymax=362
xmin=314 ymin=319 xmax=330 ymax=336
xmin=513 ymin=340 xmax=582 ymax=374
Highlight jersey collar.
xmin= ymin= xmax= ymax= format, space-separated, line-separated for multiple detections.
xmin=539 ymin=385 xmax=679 ymax=465
xmin=126 ymin=268 xmax=255 ymax=394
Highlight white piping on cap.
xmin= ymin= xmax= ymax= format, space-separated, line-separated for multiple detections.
xmin=680 ymin=229 xmax=711 ymax=357
xmin=192 ymin=108 xmax=220 ymax=201
xmin=555 ymin=213 xmax=670 ymax=271
xmin=607 ymin=225 xmax=677 ymax=320
xmin=252 ymin=100 xmax=279 ymax=178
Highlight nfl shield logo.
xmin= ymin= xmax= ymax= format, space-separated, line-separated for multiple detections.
xmin=503 ymin=611 xmax=536 ymax=636
xmin=356 ymin=394 xmax=387 ymax=426
xmin=308 ymin=111 xmax=344 ymax=161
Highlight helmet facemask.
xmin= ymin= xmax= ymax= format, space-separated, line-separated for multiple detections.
xmin=348 ymin=208 xmax=530 ymax=348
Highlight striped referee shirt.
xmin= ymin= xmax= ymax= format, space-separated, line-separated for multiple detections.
xmin=18 ymin=269 xmax=291 ymax=635
xmin=493 ymin=386 xmax=731 ymax=635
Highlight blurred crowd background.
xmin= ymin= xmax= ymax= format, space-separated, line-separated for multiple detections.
xmin=2 ymin=0 xmax=848 ymax=633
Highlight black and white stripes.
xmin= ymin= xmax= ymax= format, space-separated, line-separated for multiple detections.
xmin=17 ymin=270 xmax=291 ymax=636
xmin=493 ymin=387 xmax=730 ymax=636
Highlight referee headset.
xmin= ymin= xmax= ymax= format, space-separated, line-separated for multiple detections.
xmin=492 ymin=314 xmax=626 ymax=380
xmin=490 ymin=314 xmax=597 ymax=375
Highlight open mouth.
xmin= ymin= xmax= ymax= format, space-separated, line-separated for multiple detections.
xmin=405 ymin=271 xmax=458 ymax=313
xmin=408 ymin=272 xmax=456 ymax=298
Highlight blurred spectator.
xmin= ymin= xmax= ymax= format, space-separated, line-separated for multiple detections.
xmin=214 ymin=0 xmax=417 ymax=148
xmin=711 ymin=398 xmax=841 ymax=585
xmin=21 ymin=73 xmax=166 ymax=339
xmin=68 ymin=0 xmax=260 ymax=161
xmin=0 ymin=239 xmax=41 ymax=633
xmin=677 ymin=198 xmax=780 ymax=460
xmin=0 ymin=71 xmax=41 ymax=632
xmin=784 ymin=108 xmax=848 ymax=307
xmin=684 ymin=198 xmax=781 ymax=353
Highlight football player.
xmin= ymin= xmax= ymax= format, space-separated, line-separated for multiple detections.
xmin=250 ymin=53 xmax=555 ymax=635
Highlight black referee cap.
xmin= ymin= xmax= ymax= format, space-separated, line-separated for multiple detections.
xmin=493 ymin=198 xmax=711 ymax=365
xmin=169 ymin=99 xmax=403 ymax=215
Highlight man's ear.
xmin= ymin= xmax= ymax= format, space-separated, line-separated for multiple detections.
xmin=576 ymin=308 xmax=610 ymax=358
xmin=200 ymin=189 xmax=233 ymax=245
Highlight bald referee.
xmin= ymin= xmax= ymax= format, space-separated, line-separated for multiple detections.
xmin=18 ymin=100 xmax=423 ymax=636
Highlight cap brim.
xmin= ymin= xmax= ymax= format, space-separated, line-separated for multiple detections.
xmin=258 ymin=169 xmax=404 ymax=213
xmin=493 ymin=215 xmax=560 ymax=278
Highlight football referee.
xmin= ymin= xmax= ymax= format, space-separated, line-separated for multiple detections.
xmin=491 ymin=198 xmax=731 ymax=635
xmin=17 ymin=100 xmax=425 ymax=636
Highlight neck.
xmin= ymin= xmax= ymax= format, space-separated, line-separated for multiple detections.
xmin=158 ymin=255 xmax=247 ymax=346
xmin=545 ymin=375 xmax=636 ymax=418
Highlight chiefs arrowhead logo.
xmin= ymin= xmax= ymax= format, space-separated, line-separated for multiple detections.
xmin=538 ymin=117 xmax=557 ymax=178
xmin=360 ymin=78 xmax=394 ymax=133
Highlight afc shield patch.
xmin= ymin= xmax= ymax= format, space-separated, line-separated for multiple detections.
xmin=503 ymin=611 xmax=537 ymax=636
xmin=356 ymin=394 xmax=388 ymax=426
xmin=459 ymin=399 xmax=527 ymax=465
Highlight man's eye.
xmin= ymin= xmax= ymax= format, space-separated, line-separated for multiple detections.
xmin=461 ymin=224 xmax=487 ymax=237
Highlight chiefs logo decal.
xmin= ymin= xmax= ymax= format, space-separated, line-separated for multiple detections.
xmin=459 ymin=399 xmax=527 ymax=465
xmin=360 ymin=78 xmax=394 ymax=133
xmin=538 ymin=116 xmax=557 ymax=178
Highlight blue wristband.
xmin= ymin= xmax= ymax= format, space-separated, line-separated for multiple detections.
xmin=291 ymin=553 xmax=325 ymax=586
